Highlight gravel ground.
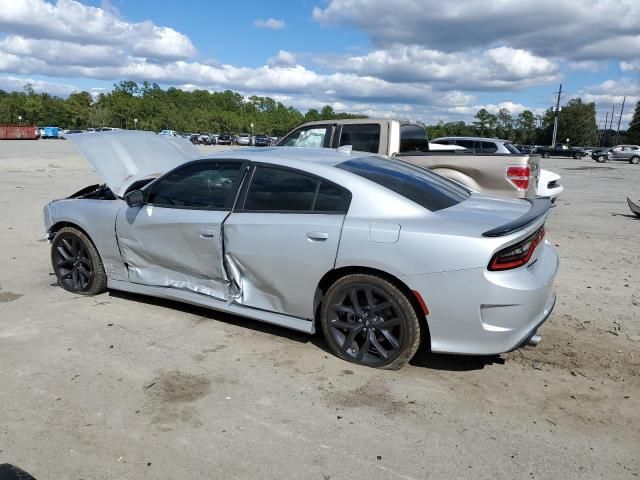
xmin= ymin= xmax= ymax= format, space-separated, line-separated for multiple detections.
xmin=0 ymin=140 xmax=638 ymax=480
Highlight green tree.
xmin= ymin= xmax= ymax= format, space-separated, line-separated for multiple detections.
xmin=627 ymin=101 xmax=640 ymax=145
xmin=473 ymin=108 xmax=497 ymax=137
xmin=556 ymin=98 xmax=598 ymax=146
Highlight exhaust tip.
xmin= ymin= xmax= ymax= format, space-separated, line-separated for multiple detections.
xmin=528 ymin=334 xmax=542 ymax=347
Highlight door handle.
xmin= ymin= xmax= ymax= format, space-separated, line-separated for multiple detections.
xmin=198 ymin=228 xmax=216 ymax=239
xmin=307 ymin=231 xmax=328 ymax=241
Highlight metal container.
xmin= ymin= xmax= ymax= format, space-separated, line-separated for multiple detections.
xmin=0 ymin=125 xmax=38 ymax=140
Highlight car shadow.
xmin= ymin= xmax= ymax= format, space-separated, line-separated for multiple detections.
xmin=108 ymin=290 xmax=313 ymax=344
xmin=410 ymin=346 xmax=504 ymax=371
xmin=108 ymin=290 xmax=505 ymax=372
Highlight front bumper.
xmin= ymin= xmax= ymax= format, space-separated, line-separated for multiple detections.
xmin=403 ymin=241 xmax=559 ymax=355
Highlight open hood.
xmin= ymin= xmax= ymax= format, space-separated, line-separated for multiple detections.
xmin=66 ymin=130 xmax=200 ymax=197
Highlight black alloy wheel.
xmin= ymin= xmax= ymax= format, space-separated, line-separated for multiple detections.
xmin=321 ymin=274 xmax=422 ymax=369
xmin=51 ymin=227 xmax=107 ymax=295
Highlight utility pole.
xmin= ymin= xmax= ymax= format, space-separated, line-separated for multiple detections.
xmin=607 ymin=104 xmax=615 ymax=145
xmin=601 ymin=112 xmax=608 ymax=146
xmin=615 ymin=96 xmax=626 ymax=145
xmin=551 ymin=84 xmax=562 ymax=147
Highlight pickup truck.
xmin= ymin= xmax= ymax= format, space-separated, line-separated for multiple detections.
xmin=536 ymin=144 xmax=585 ymax=159
xmin=277 ymin=119 xmax=540 ymax=198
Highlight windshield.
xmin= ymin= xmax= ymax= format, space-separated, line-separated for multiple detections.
xmin=337 ymin=155 xmax=470 ymax=212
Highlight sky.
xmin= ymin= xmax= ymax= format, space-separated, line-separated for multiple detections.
xmin=0 ymin=0 xmax=638 ymax=127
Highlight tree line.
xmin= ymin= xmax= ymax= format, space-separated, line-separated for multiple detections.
xmin=1 ymin=80 xmax=637 ymax=146
xmin=0 ymin=81 xmax=364 ymax=136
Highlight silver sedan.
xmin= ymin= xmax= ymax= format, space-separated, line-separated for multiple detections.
xmin=44 ymin=131 xmax=558 ymax=369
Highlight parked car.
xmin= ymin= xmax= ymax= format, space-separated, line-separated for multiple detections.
xmin=236 ymin=133 xmax=252 ymax=146
xmin=218 ymin=132 xmax=232 ymax=145
xmin=98 ymin=127 xmax=120 ymax=132
xmin=197 ymin=134 xmax=212 ymax=145
xmin=593 ymin=145 xmax=640 ymax=164
xmin=432 ymin=137 xmax=562 ymax=201
xmin=431 ymin=137 xmax=521 ymax=154
xmin=277 ymin=119 xmax=540 ymax=198
xmin=158 ymin=130 xmax=177 ymax=137
xmin=44 ymin=131 xmax=558 ymax=369
xmin=189 ymin=133 xmax=200 ymax=145
xmin=536 ymin=144 xmax=585 ymax=159
xmin=254 ymin=134 xmax=271 ymax=147
xmin=537 ymin=169 xmax=564 ymax=203
xmin=41 ymin=126 xmax=60 ymax=139
xmin=209 ymin=133 xmax=219 ymax=145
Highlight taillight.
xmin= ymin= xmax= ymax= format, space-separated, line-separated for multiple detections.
xmin=506 ymin=165 xmax=531 ymax=191
xmin=489 ymin=227 xmax=545 ymax=271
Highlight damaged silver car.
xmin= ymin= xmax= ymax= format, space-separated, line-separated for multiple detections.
xmin=44 ymin=131 xmax=558 ymax=369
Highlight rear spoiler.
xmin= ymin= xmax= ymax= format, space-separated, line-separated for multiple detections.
xmin=482 ymin=197 xmax=551 ymax=237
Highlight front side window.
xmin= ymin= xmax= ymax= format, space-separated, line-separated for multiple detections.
xmin=338 ymin=124 xmax=381 ymax=153
xmin=337 ymin=156 xmax=470 ymax=212
xmin=400 ymin=124 xmax=429 ymax=152
xmin=243 ymin=166 xmax=350 ymax=213
xmin=280 ymin=126 xmax=330 ymax=148
xmin=148 ymin=162 xmax=243 ymax=209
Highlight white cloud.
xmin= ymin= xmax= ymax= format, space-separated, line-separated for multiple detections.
xmin=0 ymin=0 xmax=195 ymax=60
xmin=579 ymin=78 xmax=640 ymax=127
xmin=0 ymin=75 xmax=79 ymax=96
xmin=312 ymin=0 xmax=640 ymax=61
xmin=267 ymin=50 xmax=297 ymax=67
xmin=322 ymin=45 xmax=559 ymax=91
xmin=621 ymin=60 xmax=640 ymax=73
xmin=254 ymin=18 xmax=286 ymax=30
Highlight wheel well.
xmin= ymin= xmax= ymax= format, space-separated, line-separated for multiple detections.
xmin=314 ymin=266 xmax=430 ymax=339
xmin=49 ymin=221 xmax=91 ymax=240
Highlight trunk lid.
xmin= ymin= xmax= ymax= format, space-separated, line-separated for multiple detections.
xmin=437 ymin=193 xmax=550 ymax=236
xmin=66 ymin=130 xmax=200 ymax=197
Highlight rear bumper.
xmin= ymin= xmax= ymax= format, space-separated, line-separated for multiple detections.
xmin=403 ymin=241 xmax=559 ymax=355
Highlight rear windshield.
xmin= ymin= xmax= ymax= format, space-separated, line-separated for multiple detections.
xmin=337 ymin=156 xmax=470 ymax=211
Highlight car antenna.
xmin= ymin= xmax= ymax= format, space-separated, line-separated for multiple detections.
xmin=337 ymin=145 xmax=352 ymax=154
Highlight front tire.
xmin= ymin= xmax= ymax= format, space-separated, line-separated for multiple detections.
xmin=542 ymin=152 xmax=550 ymax=159
xmin=320 ymin=274 xmax=422 ymax=369
xmin=51 ymin=227 xmax=107 ymax=295
xmin=573 ymin=153 xmax=581 ymax=159
xmin=630 ymin=156 xmax=640 ymax=165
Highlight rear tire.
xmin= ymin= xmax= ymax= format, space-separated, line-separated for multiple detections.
xmin=630 ymin=156 xmax=640 ymax=165
xmin=573 ymin=153 xmax=581 ymax=159
xmin=320 ymin=274 xmax=422 ymax=370
xmin=51 ymin=227 xmax=107 ymax=295
xmin=542 ymin=152 xmax=550 ymax=158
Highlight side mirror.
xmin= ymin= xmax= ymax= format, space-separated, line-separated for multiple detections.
xmin=124 ymin=189 xmax=145 ymax=207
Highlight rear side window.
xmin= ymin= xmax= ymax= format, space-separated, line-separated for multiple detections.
xmin=243 ymin=166 xmax=350 ymax=213
xmin=337 ymin=156 xmax=470 ymax=212
xmin=338 ymin=124 xmax=380 ymax=153
xmin=279 ymin=125 xmax=330 ymax=148
xmin=504 ymin=143 xmax=521 ymax=154
xmin=400 ymin=124 xmax=429 ymax=152
xmin=454 ymin=139 xmax=475 ymax=150
xmin=481 ymin=141 xmax=498 ymax=153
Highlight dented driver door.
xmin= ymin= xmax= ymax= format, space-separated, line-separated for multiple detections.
xmin=223 ymin=164 xmax=351 ymax=320
xmin=115 ymin=161 xmax=245 ymax=299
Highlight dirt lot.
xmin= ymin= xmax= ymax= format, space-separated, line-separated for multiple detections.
xmin=0 ymin=140 xmax=638 ymax=480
